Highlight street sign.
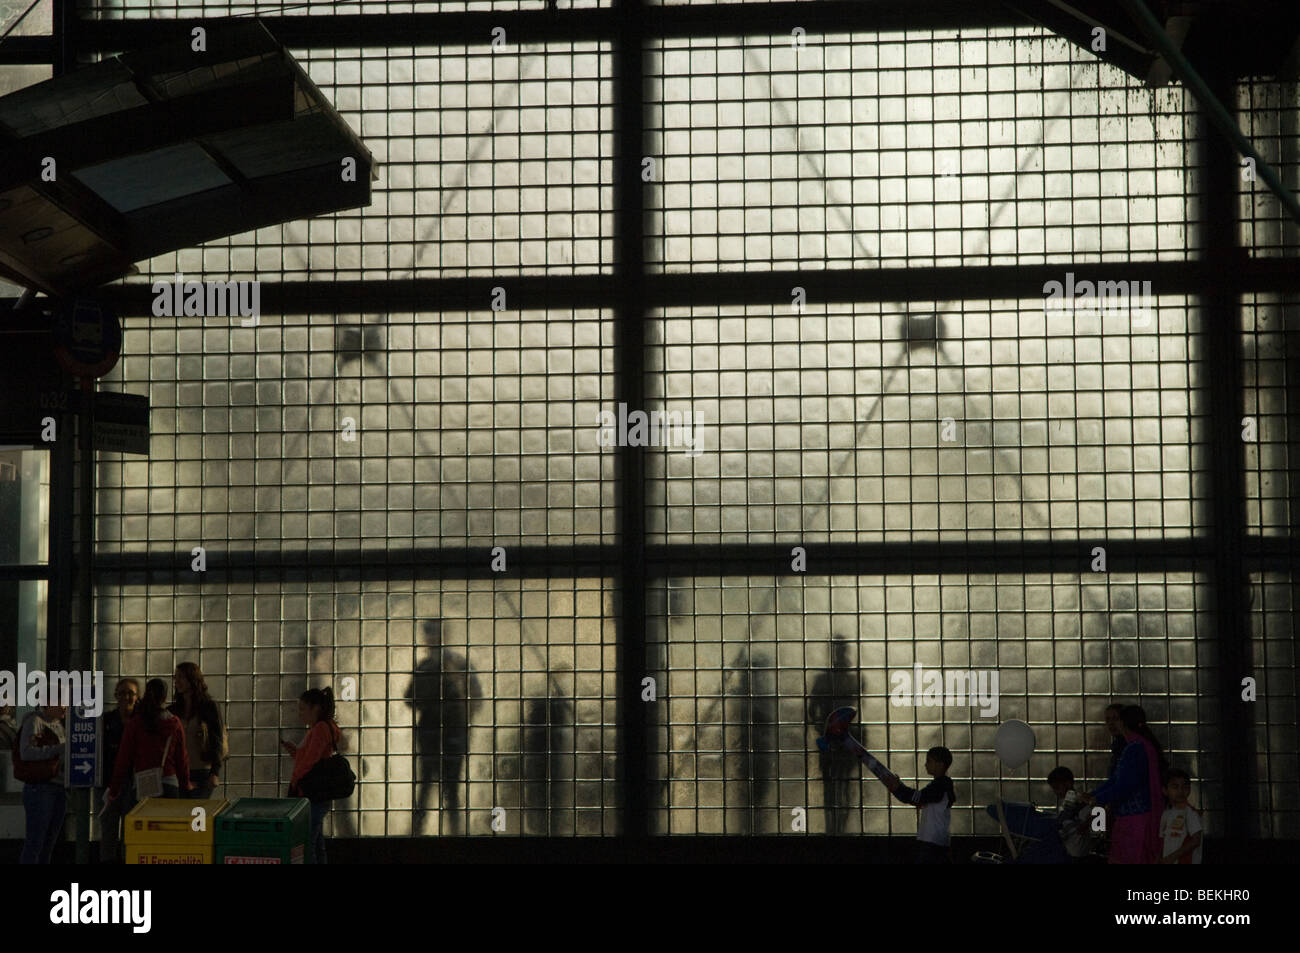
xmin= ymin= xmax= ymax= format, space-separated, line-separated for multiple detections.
xmin=91 ymin=391 xmax=150 ymax=455
xmin=52 ymin=298 xmax=121 ymax=380
xmin=65 ymin=706 xmax=101 ymax=789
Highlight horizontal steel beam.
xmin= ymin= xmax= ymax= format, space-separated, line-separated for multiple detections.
xmin=70 ymin=257 xmax=1300 ymax=317
xmin=0 ymin=35 xmax=56 ymax=64
xmin=73 ymin=3 xmax=1028 ymax=53
xmin=82 ymin=536 xmax=1300 ymax=584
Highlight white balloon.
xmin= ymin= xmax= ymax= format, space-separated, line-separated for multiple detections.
xmin=995 ymin=719 xmax=1036 ymax=769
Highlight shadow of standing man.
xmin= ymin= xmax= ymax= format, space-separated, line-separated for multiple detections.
xmin=406 ymin=619 xmax=482 ymax=835
xmin=807 ymin=638 xmax=862 ymax=835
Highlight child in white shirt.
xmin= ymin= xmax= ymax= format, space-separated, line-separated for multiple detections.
xmin=1159 ymin=768 xmax=1203 ymax=864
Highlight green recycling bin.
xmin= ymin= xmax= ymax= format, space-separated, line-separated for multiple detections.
xmin=214 ymin=797 xmax=312 ymax=864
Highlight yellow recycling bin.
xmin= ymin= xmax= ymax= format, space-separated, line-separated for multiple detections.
xmin=124 ymin=797 xmax=229 ymax=865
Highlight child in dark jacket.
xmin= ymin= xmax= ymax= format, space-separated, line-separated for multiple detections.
xmin=882 ymin=746 xmax=956 ymax=863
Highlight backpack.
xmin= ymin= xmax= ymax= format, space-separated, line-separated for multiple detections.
xmin=297 ymin=723 xmax=355 ymax=802
xmin=12 ymin=714 xmax=60 ymax=785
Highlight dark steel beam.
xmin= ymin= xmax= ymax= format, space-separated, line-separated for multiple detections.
xmin=88 ymin=536 xmax=1257 ymax=583
xmin=1000 ymin=0 xmax=1156 ymax=81
xmin=0 ymin=36 xmax=56 ymax=64
xmin=51 ymin=0 xmax=72 ymax=75
xmin=1196 ymin=40 xmax=1254 ymax=844
xmin=73 ymin=3 xmax=1027 ymax=53
xmin=84 ymin=258 xmax=1300 ymax=317
xmin=613 ymin=0 xmax=649 ymax=841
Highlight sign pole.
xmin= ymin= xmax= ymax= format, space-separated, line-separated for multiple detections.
xmin=49 ymin=298 xmax=119 ymax=865
xmin=74 ymin=375 xmax=94 ymax=864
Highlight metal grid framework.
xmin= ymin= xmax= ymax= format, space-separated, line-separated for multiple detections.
xmin=133 ymin=44 xmax=614 ymax=280
xmin=1251 ymin=571 xmax=1299 ymax=839
xmin=646 ymin=298 xmax=1203 ymax=544
xmin=647 ymin=31 xmax=1193 ymax=272
xmin=1 ymin=1 xmax=1296 ymax=842
xmin=92 ymin=574 xmax=619 ymax=836
xmin=96 ymin=308 xmax=617 ymax=553
xmin=81 ymin=1 xmax=611 ymax=16
xmin=1240 ymin=81 xmax=1300 ymax=258
xmin=1243 ymin=292 xmax=1299 ymax=537
xmin=647 ymin=571 xmax=1216 ymax=835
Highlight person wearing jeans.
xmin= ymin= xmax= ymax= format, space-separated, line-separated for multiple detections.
xmin=283 ymin=686 xmax=341 ymax=864
xmin=19 ymin=706 xmax=68 ymax=864
xmin=100 ymin=678 xmax=140 ymax=863
xmin=309 ymin=799 xmax=330 ymax=865
xmin=169 ymin=663 xmax=226 ymax=800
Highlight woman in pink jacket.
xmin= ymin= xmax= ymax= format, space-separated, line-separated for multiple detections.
xmin=281 ymin=687 xmax=341 ymax=864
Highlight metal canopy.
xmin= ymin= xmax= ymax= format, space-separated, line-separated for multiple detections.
xmin=0 ymin=19 xmax=375 ymax=296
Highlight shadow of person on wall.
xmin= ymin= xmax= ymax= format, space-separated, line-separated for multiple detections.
xmin=722 ymin=646 xmax=775 ymax=833
xmin=405 ymin=618 xmax=482 ymax=835
xmin=521 ymin=670 xmax=573 ymax=836
xmin=807 ymin=637 xmax=862 ymax=835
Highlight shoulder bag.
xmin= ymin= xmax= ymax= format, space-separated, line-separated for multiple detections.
xmin=298 ymin=722 xmax=356 ymax=802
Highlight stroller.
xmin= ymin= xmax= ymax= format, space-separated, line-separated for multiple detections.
xmin=971 ymin=800 xmax=1071 ymax=864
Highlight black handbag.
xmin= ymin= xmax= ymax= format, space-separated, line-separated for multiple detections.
xmin=297 ymin=724 xmax=356 ymax=802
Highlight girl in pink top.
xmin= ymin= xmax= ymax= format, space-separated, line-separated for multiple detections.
xmin=281 ymin=687 xmax=341 ymax=863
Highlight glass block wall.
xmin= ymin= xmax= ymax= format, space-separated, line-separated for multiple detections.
xmin=646 ymin=298 xmax=1203 ymax=544
xmin=66 ymin=7 xmax=1299 ymax=840
xmin=646 ymin=31 xmax=1193 ymax=273
xmin=647 ymin=571 xmax=1215 ymax=835
xmin=93 ymin=575 xmax=619 ymax=835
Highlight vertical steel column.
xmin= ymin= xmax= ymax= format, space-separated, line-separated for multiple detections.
xmin=52 ymin=0 xmax=74 ymax=76
xmin=1281 ymin=78 xmax=1300 ymax=846
xmin=50 ymin=0 xmax=93 ymax=864
xmin=1198 ymin=49 xmax=1255 ymax=845
xmin=73 ymin=381 xmax=94 ymax=864
xmin=47 ymin=412 xmax=74 ymax=673
xmin=613 ymin=0 xmax=649 ymax=838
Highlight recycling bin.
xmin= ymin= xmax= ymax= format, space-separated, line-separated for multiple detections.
xmin=124 ymin=797 xmax=229 ymax=865
xmin=214 ymin=797 xmax=312 ymax=864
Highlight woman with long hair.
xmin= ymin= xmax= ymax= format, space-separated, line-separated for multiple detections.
xmin=281 ymin=687 xmax=341 ymax=864
xmin=170 ymin=662 xmax=227 ymax=799
xmin=1085 ymin=705 xmax=1166 ymax=864
xmin=107 ymin=679 xmax=189 ymax=803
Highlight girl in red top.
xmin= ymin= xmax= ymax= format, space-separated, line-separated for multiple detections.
xmin=107 ymin=678 xmax=190 ymax=802
xmin=281 ymin=687 xmax=341 ymax=864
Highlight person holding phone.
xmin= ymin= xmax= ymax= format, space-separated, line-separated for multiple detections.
xmin=281 ymin=687 xmax=341 ymax=864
